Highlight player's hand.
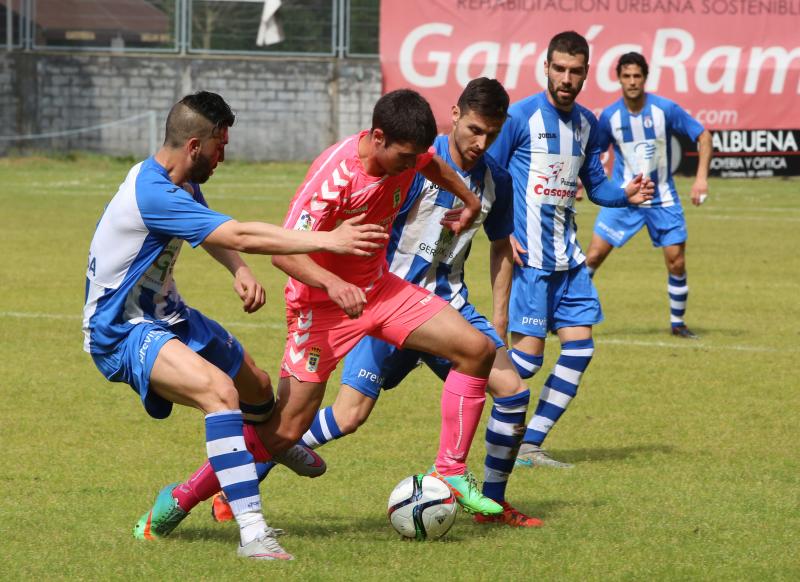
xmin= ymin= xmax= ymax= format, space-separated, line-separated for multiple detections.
xmin=625 ymin=173 xmax=655 ymax=205
xmin=324 ymin=278 xmax=367 ymax=319
xmin=233 ymin=266 xmax=266 ymax=313
xmin=440 ymin=201 xmax=478 ymax=234
xmin=510 ymin=234 xmax=527 ymax=267
xmin=328 ymin=214 xmax=388 ymax=256
xmin=690 ymin=178 xmax=708 ymax=206
xmin=492 ymin=315 xmax=509 ymax=343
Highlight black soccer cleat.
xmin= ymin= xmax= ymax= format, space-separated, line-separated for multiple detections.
xmin=671 ymin=325 xmax=699 ymax=339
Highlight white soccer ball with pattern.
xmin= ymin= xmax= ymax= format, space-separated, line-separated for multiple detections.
xmin=387 ymin=474 xmax=457 ymax=540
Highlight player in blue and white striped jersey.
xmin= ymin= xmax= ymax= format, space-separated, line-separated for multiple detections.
xmin=83 ymin=91 xmax=385 ymax=560
xmin=228 ymin=79 xmax=543 ymax=527
xmin=488 ymin=32 xmax=654 ymax=469
xmin=585 ymin=52 xmax=712 ymax=339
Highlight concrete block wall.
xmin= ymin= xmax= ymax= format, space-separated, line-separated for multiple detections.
xmin=0 ymin=51 xmax=382 ymax=161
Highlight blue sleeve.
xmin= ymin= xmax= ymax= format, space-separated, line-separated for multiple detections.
xmin=595 ymin=110 xmax=613 ymax=152
xmin=487 ymin=111 xmax=521 ymax=169
xmin=136 ymin=179 xmax=232 ymax=247
xmin=580 ymin=123 xmax=627 ymax=208
xmin=668 ymin=101 xmax=704 ymax=141
xmin=483 ymin=165 xmax=514 ymax=241
xmin=400 ymin=172 xmax=426 ymax=214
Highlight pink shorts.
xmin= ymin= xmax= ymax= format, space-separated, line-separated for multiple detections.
xmin=280 ymin=272 xmax=448 ymax=383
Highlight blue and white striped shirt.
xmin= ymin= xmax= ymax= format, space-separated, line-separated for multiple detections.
xmin=597 ymin=94 xmax=704 ymax=207
xmin=386 ymin=134 xmax=513 ymax=311
xmin=82 ymin=157 xmax=231 ymax=354
xmin=490 ymin=92 xmax=628 ymax=272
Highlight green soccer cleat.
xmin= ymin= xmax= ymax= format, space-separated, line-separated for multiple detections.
xmin=427 ymin=468 xmax=503 ymax=516
xmin=133 ymin=483 xmax=188 ymax=540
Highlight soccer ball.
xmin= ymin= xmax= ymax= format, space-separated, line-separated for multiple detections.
xmin=387 ymin=474 xmax=458 ymax=540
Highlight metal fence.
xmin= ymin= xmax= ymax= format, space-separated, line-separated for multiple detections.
xmin=1 ymin=0 xmax=378 ymax=57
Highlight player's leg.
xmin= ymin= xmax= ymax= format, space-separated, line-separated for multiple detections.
xmin=399 ymin=305 xmax=501 ymax=515
xmin=517 ymin=326 xmax=594 ymax=469
xmin=137 ymin=338 xmax=291 ymax=559
xmin=516 ymin=267 xmax=600 ymax=469
xmin=588 ymin=206 xmax=643 ymax=277
xmin=151 ymin=311 xmax=323 ymax=527
xmin=211 ymin=340 xmax=420 ymax=523
xmin=250 ymin=298 xmax=379 ymax=457
xmin=475 ymin=346 xmax=543 ymax=527
xmin=302 ymin=338 xmax=419 ymax=446
xmin=663 ymin=243 xmax=696 ymax=337
xmin=584 ymin=233 xmax=614 ymax=278
xmin=172 ymin=349 xmax=323 ymax=526
xmin=647 ymin=204 xmax=695 ymax=338
xmin=421 ymin=340 xmax=542 ymax=527
xmin=171 ymin=351 xmax=274 ymax=519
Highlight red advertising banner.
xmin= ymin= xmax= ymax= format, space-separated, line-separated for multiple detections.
xmin=380 ymin=1 xmax=800 ymax=133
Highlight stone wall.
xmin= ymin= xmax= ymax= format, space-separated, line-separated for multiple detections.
xmin=0 ymin=51 xmax=382 ymax=161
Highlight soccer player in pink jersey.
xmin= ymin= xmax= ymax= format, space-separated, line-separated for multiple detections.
xmin=136 ymin=90 xmax=504 ymax=558
xmin=266 ymin=89 xmax=503 ymax=519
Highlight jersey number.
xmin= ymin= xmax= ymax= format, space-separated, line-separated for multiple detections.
xmin=88 ymin=256 xmax=96 ymax=277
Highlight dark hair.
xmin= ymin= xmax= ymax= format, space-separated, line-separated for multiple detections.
xmin=457 ymin=77 xmax=509 ymax=120
xmin=616 ymin=52 xmax=649 ymax=78
xmin=372 ymin=89 xmax=437 ymax=148
xmin=164 ymin=91 xmax=235 ymax=148
xmin=547 ymin=31 xmax=590 ymax=63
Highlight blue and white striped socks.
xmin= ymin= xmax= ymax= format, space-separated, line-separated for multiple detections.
xmin=483 ymin=390 xmax=530 ymax=502
xmin=509 ymin=349 xmax=544 ymax=379
xmin=252 ymin=407 xmax=345 ymax=486
xmin=668 ymin=273 xmax=689 ymax=328
xmin=205 ymin=409 xmax=265 ymax=544
xmin=301 ymin=407 xmax=344 ymax=449
xmin=522 ymin=339 xmax=594 ymax=446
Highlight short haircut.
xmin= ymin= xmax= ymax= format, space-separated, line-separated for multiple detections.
xmin=547 ymin=31 xmax=590 ymax=63
xmin=457 ymin=77 xmax=509 ymax=121
xmin=164 ymin=91 xmax=235 ymax=148
xmin=372 ymin=89 xmax=437 ymax=148
xmin=616 ymin=52 xmax=649 ymax=78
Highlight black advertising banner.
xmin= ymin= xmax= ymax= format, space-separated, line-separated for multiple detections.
xmin=677 ymin=129 xmax=800 ymax=178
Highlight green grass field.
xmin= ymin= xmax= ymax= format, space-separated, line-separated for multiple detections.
xmin=1 ymin=155 xmax=798 ymax=580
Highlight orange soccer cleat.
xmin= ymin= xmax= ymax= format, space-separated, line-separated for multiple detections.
xmin=474 ymin=501 xmax=544 ymax=528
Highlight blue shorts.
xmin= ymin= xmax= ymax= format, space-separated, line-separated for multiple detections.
xmin=340 ymin=302 xmax=504 ymax=400
xmin=594 ymin=203 xmax=687 ymax=248
xmin=91 ymin=308 xmax=244 ymax=419
xmin=508 ymin=265 xmax=602 ymax=338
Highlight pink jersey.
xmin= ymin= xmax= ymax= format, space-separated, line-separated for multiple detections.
xmin=282 ymin=130 xmax=434 ymax=308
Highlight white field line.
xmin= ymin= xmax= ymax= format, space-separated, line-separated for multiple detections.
xmin=3 ymin=189 xmax=293 ymax=202
xmin=701 ymin=214 xmax=800 ymax=223
xmin=599 ymin=338 xmax=788 ymax=354
xmin=1 ymin=311 xmax=795 ymax=354
xmin=703 ymin=207 xmax=800 ymax=214
xmin=0 ymin=311 xmax=284 ymax=330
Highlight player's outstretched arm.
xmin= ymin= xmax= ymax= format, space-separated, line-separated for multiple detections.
xmin=204 ymin=214 xmax=387 ymax=256
xmin=691 ymin=130 xmax=712 ymax=206
xmin=201 ymin=244 xmax=266 ymax=313
xmin=272 ymin=254 xmax=367 ymax=319
xmin=420 ymin=155 xmax=481 ymax=234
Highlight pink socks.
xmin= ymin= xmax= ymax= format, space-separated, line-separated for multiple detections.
xmin=172 ymin=461 xmax=218 ymax=511
xmin=435 ymin=369 xmax=488 ymax=476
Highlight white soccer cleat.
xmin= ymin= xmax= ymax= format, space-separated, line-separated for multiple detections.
xmin=515 ymin=445 xmax=574 ymax=469
xmin=272 ymin=444 xmax=327 ymax=478
xmin=238 ymin=527 xmax=294 ymax=560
